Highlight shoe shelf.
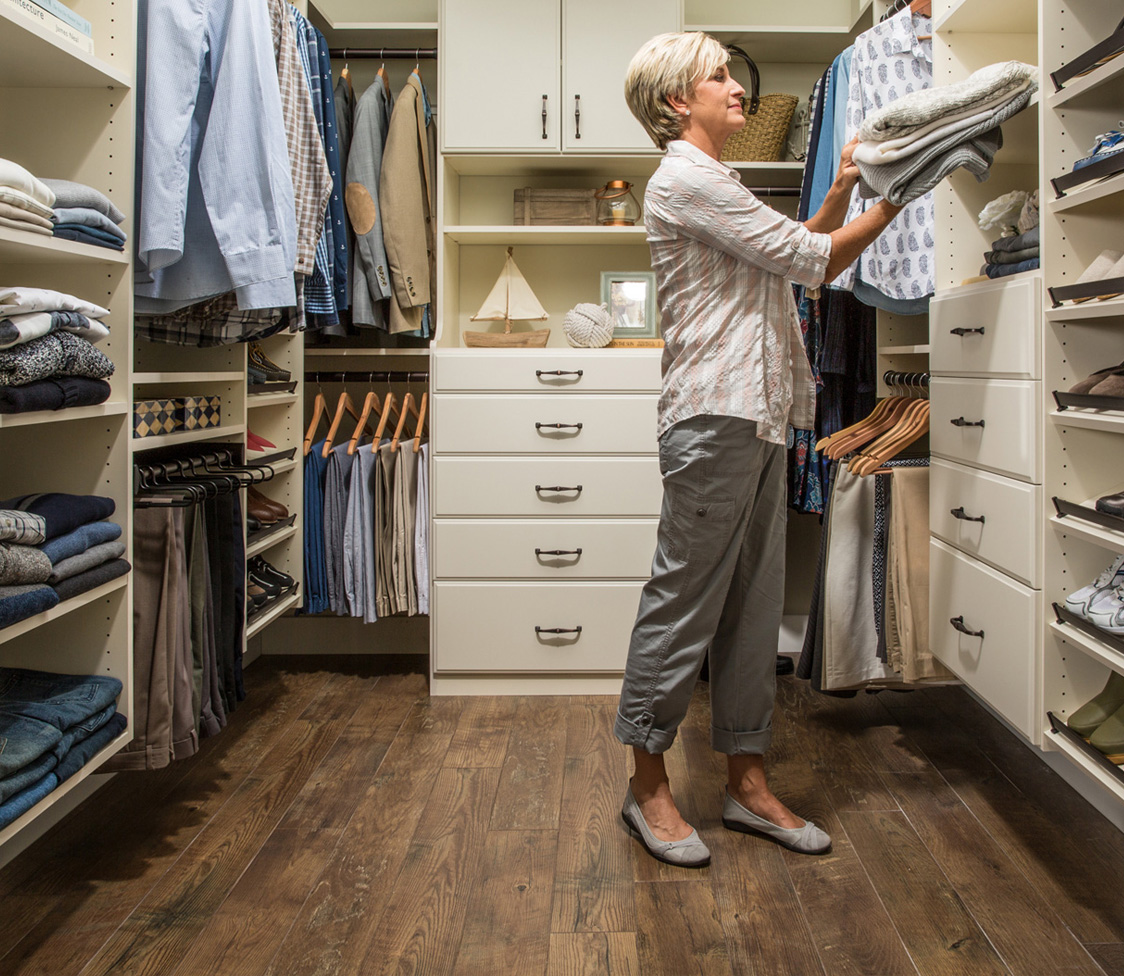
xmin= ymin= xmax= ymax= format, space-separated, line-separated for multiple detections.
xmin=133 ymin=372 xmax=244 ymax=384
xmin=1050 ymin=496 xmax=1124 ymax=553
xmin=1048 ymin=53 xmax=1124 ymax=109
xmin=1049 ymin=407 xmax=1124 ymax=434
xmin=1048 ymin=171 xmax=1124 ymax=214
xmin=130 ymin=424 xmax=246 ymax=453
xmin=0 ymin=575 xmax=129 ymax=650
xmin=248 ymin=381 xmax=297 ymax=395
xmin=0 ymin=402 xmax=129 ymax=430
xmin=246 ymin=588 xmax=302 ymax=640
xmin=1046 ymin=714 xmax=1124 ymax=796
xmin=878 ymin=344 xmax=931 ymax=356
xmin=1050 ymin=602 xmax=1124 ymax=674
xmin=0 ymin=227 xmax=130 ymax=267
xmin=0 ymin=9 xmax=132 ymax=90
xmin=246 ymin=391 xmax=299 ymax=408
xmin=304 ymin=347 xmax=430 ymax=359
xmin=1047 ymin=296 xmax=1124 ymax=323
xmin=250 ymin=457 xmax=298 ymax=477
xmin=246 ymin=521 xmax=299 ymax=559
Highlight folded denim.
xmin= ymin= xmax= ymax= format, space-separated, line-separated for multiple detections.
xmin=990 ymin=225 xmax=1040 ymax=253
xmin=48 ymin=540 xmax=126 ymax=584
xmin=52 ymin=557 xmax=130 ymax=601
xmin=983 ymin=257 xmax=1040 ymax=278
xmin=50 ymin=207 xmax=127 ymax=240
xmin=860 ymin=128 xmax=1003 ymax=206
xmin=0 ymin=584 xmax=58 ymax=629
xmin=0 ymin=746 xmax=57 ymax=804
xmin=0 ymin=376 xmax=112 ymax=414
xmin=40 ymin=520 xmax=122 ymax=565
xmin=0 ymin=770 xmax=58 ymax=828
xmin=40 ymin=178 xmax=125 ymax=224
xmin=0 ymin=310 xmax=109 ymax=350
xmin=983 ymin=245 xmax=1040 ymax=264
xmin=52 ymin=226 xmax=126 ymax=251
xmin=57 ymin=711 xmax=127 ymax=782
xmin=0 ymin=542 xmax=51 ymax=585
xmin=0 ymin=493 xmax=116 ymax=541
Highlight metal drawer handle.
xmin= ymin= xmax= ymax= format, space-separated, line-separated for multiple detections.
xmin=950 ymin=416 xmax=985 ymax=428
xmin=535 ymin=548 xmax=583 ymax=557
xmin=535 ymin=484 xmax=583 ymax=493
xmin=542 ymin=95 xmax=549 ymax=139
xmin=536 ymin=422 xmax=583 ymax=431
xmin=950 ymin=327 xmax=985 ymax=337
xmin=950 ymin=506 xmax=985 ymax=524
xmin=535 ymin=626 xmax=582 ymax=635
xmin=535 ymin=369 xmax=584 ymax=379
xmin=574 ymin=94 xmax=581 ymax=139
xmin=950 ymin=615 xmax=984 ymax=639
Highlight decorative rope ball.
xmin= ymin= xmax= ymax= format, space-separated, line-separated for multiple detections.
xmin=563 ymin=302 xmax=613 ymax=348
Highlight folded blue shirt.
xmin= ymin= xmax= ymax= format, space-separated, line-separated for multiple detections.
xmin=50 ymin=207 xmax=127 ymax=240
xmin=39 ymin=519 xmax=122 ymax=565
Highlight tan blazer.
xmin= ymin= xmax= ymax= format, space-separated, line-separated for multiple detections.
xmin=379 ymin=73 xmax=436 ymax=334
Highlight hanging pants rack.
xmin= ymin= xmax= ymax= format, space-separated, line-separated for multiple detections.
xmin=328 ymin=47 xmax=437 ymax=60
xmin=305 ymin=371 xmax=429 ymax=383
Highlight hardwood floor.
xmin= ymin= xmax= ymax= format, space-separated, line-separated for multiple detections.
xmin=2 ymin=656 xmax=1124 ymax=976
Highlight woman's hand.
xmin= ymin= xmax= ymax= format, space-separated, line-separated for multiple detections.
xmin=835 ymin=136 xmax=861 ymax=192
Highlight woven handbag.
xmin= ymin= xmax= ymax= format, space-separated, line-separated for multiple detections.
xmin=720 ymin=44 xmax=799 ymax=163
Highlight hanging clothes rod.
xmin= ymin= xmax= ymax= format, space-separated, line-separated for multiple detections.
xmin=883 ymin=370 xmax=930 ymax=389
xmin=746 ymin=186 xmax=801 ymax=197
xmin=306 ymin=370 xmax=429 ymax=383
xmin=328 ymin=47 xmax=437 ymax=60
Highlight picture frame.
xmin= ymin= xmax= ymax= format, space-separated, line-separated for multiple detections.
xmin=600 ymin=271 xmax=658 ymax=339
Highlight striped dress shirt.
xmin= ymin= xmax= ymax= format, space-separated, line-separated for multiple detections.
xmin=645 ymin=141 xmax=831 ymax=445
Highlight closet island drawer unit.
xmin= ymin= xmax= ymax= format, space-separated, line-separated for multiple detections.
xmin=432 ymin=349 xmax=663 ymax=393
xmin=929 ymin=539 xmax=1038 ymax=740
xmin=930 ymin=276 xmax=1041 ymax=379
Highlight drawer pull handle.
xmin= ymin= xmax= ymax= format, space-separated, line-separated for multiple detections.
xmin=535 ymin=369 xmax=584 ymax=379
xmin=950 ymin=416 xmax=985 ymax=428
xmin=950 ymin=506 xmax=985 ymax=524
xmin=535 ymin=484 xmax=583 ymax=494
xmin=536 ymin=626 xmax=582 ymax=635
xmin=949 ymin=615 xmax=984 ymax=639
xmin=950 ymin=327 xmax=985 ymax=337
xmin=574 ymin=94 xmax=582 ymax=139
xmin=535 ymin=548 xmax=583 ymax=557
xmin=536 ymin=422 xmax=583 ymax=431
xmin=542 ymin=94 xmax=548 ymax=139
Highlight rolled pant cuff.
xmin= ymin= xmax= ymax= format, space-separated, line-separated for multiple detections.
xmin=614 ymin=710 xmax=677 ymax=754
xmin=711 ymin=725 xmax=771 ymax=755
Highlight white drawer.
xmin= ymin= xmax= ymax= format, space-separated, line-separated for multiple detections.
xmin=432 ymin=519 xmax=658 ymax=579
xmin=432 ymin=349 xmax=662 ymax=393
xmin=929 ymin=458 xmax=1042 ymax=588
xmin=432 ymin=457 xmax=663 ymax=516
xmin=930 ymin=277 xmax=1041 ymax=379
xmin=433 ymin=581 xmax=642 ymax=673
xmin=433 ymin=395 xmax=658 ymax=454
xmin=930 ymin=539 xmax=1037 ymax=740
xmin=930 ymin=377 xmax=1040 ymax=483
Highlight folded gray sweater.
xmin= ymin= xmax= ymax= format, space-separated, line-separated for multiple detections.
xmin=40 ymin=179 xmax=125 ymax=225
xmin=860 ymin=129 xmax=1003 ymax=206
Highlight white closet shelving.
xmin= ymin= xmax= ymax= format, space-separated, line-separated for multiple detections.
xmin=0 ymin=0 xmax=136 ymax=851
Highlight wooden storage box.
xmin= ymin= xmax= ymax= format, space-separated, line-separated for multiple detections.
xmin=513 ymin=187 xmax=597 ymax=225
xmin=178 ymin=395 xmax=221 ymax=431
xmin=133 ymin=399 xmax=180 ymax=438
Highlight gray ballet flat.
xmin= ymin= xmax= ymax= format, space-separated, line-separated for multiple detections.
xmin=722 ymin=791 xmax=832 ymax=855
xmin=621 ymin=788 xmax=711 ymax=868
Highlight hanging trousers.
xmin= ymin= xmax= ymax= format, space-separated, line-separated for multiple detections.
xmin=615 ymin=415 xmax=787 ymax=756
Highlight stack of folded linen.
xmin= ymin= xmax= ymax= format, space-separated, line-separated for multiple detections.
xmin=981 ymin=224 xmax=1040 ymax=279
xmin=0 ymin=494 xmax=130 ymax=630
xmin=0 ymin=667 xmax=127 ymax=829
xmin=42 ymin=178 xmax=127 ymax=252
xmin=0 ymin=158 xmax=56 ymax=238
xmin=0 ymin=287 xmax=114 ymax=413
xmin=853 ymin=61 xmax=1040 ymax=206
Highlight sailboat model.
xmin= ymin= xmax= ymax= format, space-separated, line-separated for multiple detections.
xmin=464 ymin=247 xmax=551 ymax=347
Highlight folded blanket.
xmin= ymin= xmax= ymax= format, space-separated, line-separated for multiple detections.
xmin=0 ymin=332 xmax=115 ymax=387
xmin=0 ymin=310 xmax=109 ymax=349
xmin=0 ymin=287 xmax=110 ymax=320
xmin=52 ymin=558 xmax=130 ymax=601
xmin=860 ymin=128 xmax=1003 ymax=206
xmin=0 ymin=511 xmax=45 ymax=545
xmin=0 ymin=158 xmax=54 ymax=207
xmin=0 ymin=186 xmax=55 ymax=221
xmin=0 ymin=493 xmax=115 ymax=541
xmin=0 ymin=201 xmax=54 ymax=231
xmin=983 ymin=257 xmax=1040 ymax=278
xmin=983 ymin=245 xmax=1040 ymax=265
xmin=52 ymin=226 xmax=125 ymax=251
xmin=51 ymin=207 xmax=126 ymax=240
xmin=39 ymin=520 xmax=121 ymax=564
xmin=0 ymin=543 xmax=51 ymax=585
xmin=0 ymin=584 xmax=58 ymax=628
xmin=0 ymin=216 xmax=51 ymax=237
xmin=40 ymin=179 xmax=124 ymax=224
xmin=858 ymin=60 xmax=1039 ymax=142
xmin=991 ymin=224 xmax=1040 ymax=252
xmin=0 ymin=377 xmax=112 ymax=414
xmin=48 ymin=540 xmax=126 ymax=584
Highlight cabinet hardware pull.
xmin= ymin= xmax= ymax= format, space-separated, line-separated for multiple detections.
xmin=950 ymin=506 xmax=985 ymax=523
xmin=535 ymin=369 xmax=584 ymax=378
xmin=574 ymin=94 xmax=581 ymax=139
xmin=950 ymin=327 xmax=985 ymax=336
xmin=542 ymin=94 xmax=548 ymax=139
xmin=535 ymin=484 xmax=583 ymax=493
xmin=535 ymin=548 xmax=583 ymax=557
xmin=949 ymin=615 xmax=984 ymax=639
xmin=536 ymin=422 xmax=583 ymax=431
xmin=536 ymin=626 xmax=582 ymax=635
xmin=950 ymin=416 xmax=985 ymax=428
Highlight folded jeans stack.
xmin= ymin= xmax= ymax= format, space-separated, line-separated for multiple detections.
xmin=0 ymin=158 xmax=55 ymax=238
xmin=981 ymin=223 xmax=1041 ymax=280
xmin=853 ymin=60 xmax=1040 ymax=206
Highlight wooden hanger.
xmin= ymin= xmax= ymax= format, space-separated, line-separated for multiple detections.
xmin=372 ymin=391 xmax=398 ymax=450
xmin=412 ymin=391 xmax=428 ymax=453
xmin=347 ymin=387 xmax=383 ymax=455
xmin=321 ymin=390 xmax=365 ymax=458
xmin=849 ymin=400 xmax=930 ymax=476
xmin=391 ymin=392 xmax=421 ymax=451
xmin=819 ymin=396 xmax=912 ymax=460
xmin=303 ymin=391 xmax=328 ymax=456
xmin=816 ymin=397 xmax=900 ymax=458
xmin=911 ymin=0 xmax=932 ymax=41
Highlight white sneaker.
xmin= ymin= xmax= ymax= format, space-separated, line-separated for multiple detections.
xmin=1064 ymin=554 xmax=1124 ymax=619
xmin=1087 ymin=583 xmax=1124 ymax=636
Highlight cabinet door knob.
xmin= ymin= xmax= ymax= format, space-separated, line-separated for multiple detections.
xmin=535 ymin=369 xmax=584 ymax=379
xmin=535 ymin=548 xmax=583 ymax=557
xmin=950 ymin=327 xmax=985 ymax=337
xmin=535 ymin=422 xmax=583 ymax=431
xmin=535 ymin=626 xmax=582 ymax=635
xmin=574 ymin=94 xmax=581 ymax=139
xmin=950 ymin=416 xmax=985 ymax=428
xmin=950 ymin=506 xmax=985 ymax=524
xmin=535 ymin=484 xmax=583 ymax=494
xmin=949 ymin=615 xmax=984 ymax=639
xmin=542 ymin=94 xmax=548 ymax=139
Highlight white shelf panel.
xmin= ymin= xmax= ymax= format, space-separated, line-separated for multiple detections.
xmin=1050 ymin=409 xmax=1124 ymax=434
xmin=934 ymin=0 xmax=1036 ymax=33
xmin=687 ymin=25 xmax=863 ymax=63
xmin=1049 ymin=620 xmax=1124 ymax=677
xmin=252 ymin=457 xmax=298 ymax=477
xmin=304 ymin=347 xmax=431 ymax=358
xmin=443 ymin=154 xmax=663 ymax=178
xmin=246 ymin=524 xmax=299 ymax=559
xmin=879 ymin=344 xmax=931 ymax=355
xmin=444 ymin=225 xmax=648 ymax=245
xmin=247 ymin=392 xmax=299 ymax=408
xmin=1043 ymin=731 xmax=1124 ymax=805
xmin=246 ymin=590 xmax=302 ymax=639
xmin=0 ymin=575 xmax=128 ymax=649
xmin=0 ymin=10 xmax=131 ymax=88
xmin=0 ymin=401 xmax=128 ymax=429
xmin=1047 ymin=297 xmax=1124 ymax=323
xmin=1048 ymin=53 xmax=1124 ymax=109
xmin=1049 ymin=513 xmax=1124 ymax=555
xmin=131 ymin=424 xmax=246 ymax=452
xmin=133 ymin=372 xmax=243 ymax=384
xmin=0 ymin=227 xmax=129 ymax=267
xmin=1049 ymin=172 xmax=1124 ymax=214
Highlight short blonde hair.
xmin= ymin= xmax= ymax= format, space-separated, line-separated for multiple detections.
xmin=624 ymin=32 xmax=729 ymax=150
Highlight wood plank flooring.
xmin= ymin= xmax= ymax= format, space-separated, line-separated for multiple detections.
xmin=2 ymin=656 xmax=1124 ymax=976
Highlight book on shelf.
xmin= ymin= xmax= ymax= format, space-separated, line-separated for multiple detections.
xmin=26 ymin=0 xmax=90 ymax=36
xmin=1 ymin=0 xmax=94 ymax=53
xmin=606 ymin=337 xmax=664 ymax=348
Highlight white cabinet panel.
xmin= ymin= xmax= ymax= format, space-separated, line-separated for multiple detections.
xmin=433 ymin=581 xmax=643 ymax=672
xmin=931 ymin=277 xmax=1041 ymax=379
xmin=433 ymin=518 xmax=658 ymax=578
xmin=929 ymin=539 xmax=1037 ymax=740
xmin=432 ymin=350 xmax=662 ymax=393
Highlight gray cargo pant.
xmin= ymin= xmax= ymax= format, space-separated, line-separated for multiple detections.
xmin=615 ymin=414 xmax=786 ymax=756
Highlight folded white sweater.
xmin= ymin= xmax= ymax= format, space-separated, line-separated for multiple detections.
xmin=0 ymin=158 xmax=54 ymax=208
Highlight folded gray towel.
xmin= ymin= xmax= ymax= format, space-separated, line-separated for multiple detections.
xmin=861 ymin=129 xmax=1002 ymax=206
xmin=39 ymin=179 xmax=124 ymax=225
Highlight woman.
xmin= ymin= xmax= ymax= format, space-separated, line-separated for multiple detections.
xmin=616 ymin=32 xmax=903 ymax=867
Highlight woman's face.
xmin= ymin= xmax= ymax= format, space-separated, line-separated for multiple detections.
xmin=685 ymin=61 xmax=746 ymax=143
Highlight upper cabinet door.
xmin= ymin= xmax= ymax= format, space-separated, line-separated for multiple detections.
xmin=561 ymin=0 xmax=681 ymax=152
xmin=441 ymin=0 xmax=562 ymax=152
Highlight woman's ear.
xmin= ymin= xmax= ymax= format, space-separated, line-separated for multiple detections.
xmin=666 ymin=92 xmax=691 ymax=119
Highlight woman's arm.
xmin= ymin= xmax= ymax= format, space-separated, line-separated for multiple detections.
xmin=804 ymin=137 xmax=860 ymax=235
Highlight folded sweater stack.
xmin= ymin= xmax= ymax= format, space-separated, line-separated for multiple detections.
xmin=0 ymin=158 xmax=56 ymax=238
xmin=854 ymin=61 xmax=1040 ymax=206
xmin=44 ymin=178 xmax=128 ymax=252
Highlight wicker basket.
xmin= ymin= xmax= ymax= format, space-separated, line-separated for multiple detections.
xmin=720 ymin=45 xmax=798 ymax=163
